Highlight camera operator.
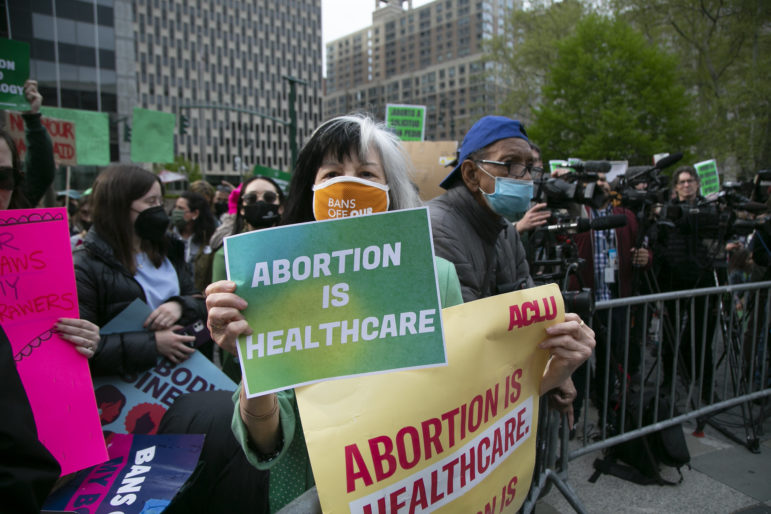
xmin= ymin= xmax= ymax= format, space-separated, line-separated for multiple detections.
xmin=571 ymin=172 xmax=651 ymax=425
xmin=655 ymin=165 xmax=718 ymax=401
xmin=513 ymin=142 xmax=550 ymax=236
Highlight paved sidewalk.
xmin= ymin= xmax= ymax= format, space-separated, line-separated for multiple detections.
xmin=535 ymin=414 xmax=771 ymax=513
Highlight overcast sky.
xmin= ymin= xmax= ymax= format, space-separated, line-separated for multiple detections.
xmin=321 ymin=0 xmax=434 ymax=72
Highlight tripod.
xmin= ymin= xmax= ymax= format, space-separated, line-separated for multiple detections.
xmin=696 ymin=276 xmax=769 ymax=452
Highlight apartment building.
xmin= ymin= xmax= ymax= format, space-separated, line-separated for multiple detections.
xmin=324 ymin=0 xmax=516 ymax=142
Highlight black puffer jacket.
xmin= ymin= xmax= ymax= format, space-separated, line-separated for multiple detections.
xmin=428 ymin=183 xmax=533 ymax=302
xmin=73 ymin=229 xmax=206 ymax=376
xmin=655 ymin=196 xmax=716 ymax=289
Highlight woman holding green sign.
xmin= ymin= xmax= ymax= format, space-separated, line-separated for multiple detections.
xmin=178 ymin=114 xmax=463 ymax=513
xmin=197 ymin=114 xmax=594 ymax=513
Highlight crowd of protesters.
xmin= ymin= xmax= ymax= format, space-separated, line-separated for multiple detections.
xmin=1 ymin=80 xmax=768 ymax=513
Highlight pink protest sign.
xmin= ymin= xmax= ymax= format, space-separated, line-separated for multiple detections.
xmin=1 ymin=208 xmax=107 ymax=475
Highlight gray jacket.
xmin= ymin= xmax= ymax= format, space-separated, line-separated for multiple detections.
xmin=428 ymin=184 xmax=533 ymax=302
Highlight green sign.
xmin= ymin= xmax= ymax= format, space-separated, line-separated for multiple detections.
xmin=253 ymin=164 xmax=291 ymax=191
xmin=549 ymin=160 xmax=570 ymax=175
xmin=225 ymin=208 xmax=447 ymax=397
xmin=131 ymin=107 xmax=175 ymax=163
xmin=40 ymin=106 xmax=110 ymax=165
xmin=0 ymin=39 xmax=30 ymax=110
xmin=695 ymin=159 xmax=719 ymax=195
xmin=385 ymin=103 xmax=426 ymax=142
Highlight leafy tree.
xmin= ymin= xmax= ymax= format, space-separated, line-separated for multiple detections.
xmin=153 ymin=154 xmax=202 ymax=182
xmin=528 ymin=14 xmax=696 ymax=164
xmin=611 ymin=0 xmax=771 ymax=176
xmin=485 ymin=0 xmax=587 ymax=123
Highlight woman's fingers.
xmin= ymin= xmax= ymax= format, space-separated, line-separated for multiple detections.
xmin=56 ymin=318 xmax=100 ymax=358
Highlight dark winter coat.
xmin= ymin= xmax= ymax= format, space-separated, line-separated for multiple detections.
xmin=654 ymin=196 xmax=716 ymax=290
xmin=73 ymin=228 xmax=206 ymax=376
xmin=428 ymin=183 xmax=533 ymax=302
xmin=573 ymin=205 xmax=652 ymax=299
xmin=158 ymin=390 xmax=270 ymax=514
xmin=20 ymin=112 xmax=56 ymax=207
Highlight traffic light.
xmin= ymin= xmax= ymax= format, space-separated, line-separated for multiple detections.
xmin=180 ymin=114 xmax=189 ymax=136
xmin=123 ymin=120 xmax=131 ymax=142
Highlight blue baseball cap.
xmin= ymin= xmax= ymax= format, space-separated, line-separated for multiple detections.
xmin=439 ymin=116 xmax=529 ymax=189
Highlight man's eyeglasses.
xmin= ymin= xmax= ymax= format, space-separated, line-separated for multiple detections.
xmin=475 ymin=160 xmax=541 ymax=179
xmin=243 ymin=191 xmax=278 ymax=204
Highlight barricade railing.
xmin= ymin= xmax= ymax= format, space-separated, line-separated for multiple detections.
xmin=524 ymin=281 xmax=771 ymax=513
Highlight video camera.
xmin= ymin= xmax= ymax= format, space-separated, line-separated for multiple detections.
xmin=615 ymin=153 xmax=683 ymax=211
xmin=658 ymin=175 xmax=768 ymax=240
xmin=533 ymin=159 xmax=612 ymax=210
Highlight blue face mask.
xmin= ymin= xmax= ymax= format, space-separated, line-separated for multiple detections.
xmin=478 ymin=169 xmax=533 ymax=221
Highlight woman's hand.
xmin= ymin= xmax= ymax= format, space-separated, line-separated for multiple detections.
xmin=144 ymin=301 xmax=183 ymax=331
xmin=23 ymin=79 xmax=42 ymax=114
xmin=539 ymin=312 xmax=595 ymax=395
xmin=205 ymin=280 xmax=252 ymax=356
xmin=56 ymin=318 xmax=100 ymax=358
xmin=154 ymin=326 xmax=195 ymax=364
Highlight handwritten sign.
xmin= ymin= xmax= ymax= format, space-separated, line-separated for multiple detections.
xmin=43 ymin=433 xmax=204 ymax=514
xmin=92 ymin=351 xmax=237 ymax=435
xmin=40 ymin=106 xmax=110 ymax=166
xmin=297 ymin=284 xmax=562 ymax=513
xmin=2 ymin=110 xmax=77 ymax=166
xmin=695 ymin=158 xmax=720 ymax=196
xmin=225 ymin=208 xmax=447 ymax=397
xmin=1 ymin=208 xmax=107 ymax=475
xmin=385 ymin=104 xmax=426 ymax=142
xmin=0 ymin=38 xmax=30 ymax=110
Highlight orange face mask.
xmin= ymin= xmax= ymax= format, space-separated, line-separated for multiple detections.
xmin=312 ymin=176 xmax=390 ymax=221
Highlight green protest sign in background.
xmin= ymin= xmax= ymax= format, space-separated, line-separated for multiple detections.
xmin=131 ymin=107 xmax=175 ymax=163
xmin=225 ymin=208 xmax=446 ymax=397
xmin=385 ymin=103 xmax=426 ymax=142
xmin=0 ymin=39 xmax=30 ymax=110
xmin=253 ymin=164 xmax=291 ymax=191
xmin=695 ymin=159 xmax=719 ymax=195
xmin=40 ymin=106 xmax=110 ymax=165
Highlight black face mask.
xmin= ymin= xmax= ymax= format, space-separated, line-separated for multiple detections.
xmin=134 ymin=205 xmax=170 ymax=242
xmin=243 ymin=201 xmax=280 ymax=229
xmin=214 ymin=201 xmax=228 ymax=217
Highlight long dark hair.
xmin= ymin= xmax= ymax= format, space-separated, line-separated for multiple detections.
xmin=91 ymin=165 xmax=166 ymax=273
xmin=0 ymin=128 xmax=31 ymax=209
xmin=233 ymin=175 xmax=285 ymax=234
xmin=180 ymin=191 xmax=216 ymax=246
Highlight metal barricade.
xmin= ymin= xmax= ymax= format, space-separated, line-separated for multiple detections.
xmin=527 ymin=281 xmax=771 ymax=513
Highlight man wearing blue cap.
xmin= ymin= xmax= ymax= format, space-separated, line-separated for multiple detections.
xmin=429 ymin=115 xmax=586 ymax=422
xmin=429 ymin=115 xmax=537 ymax=301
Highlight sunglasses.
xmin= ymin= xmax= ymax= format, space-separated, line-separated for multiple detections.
xmin=0 ymin=166 xmax=15 ymax=191
xmin=243 ymin=191 xmax=278 ymax=204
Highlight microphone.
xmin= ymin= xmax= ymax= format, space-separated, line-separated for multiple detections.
xmin=545 ymin=214 xmax=627 ymax=233
xmin=591 ymin=214 xmax=628 ymax=230
xmin=654 ymin=152 xmax=683 ymax=170
xmin=571 ymin=160 xmax=612 ymax=173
